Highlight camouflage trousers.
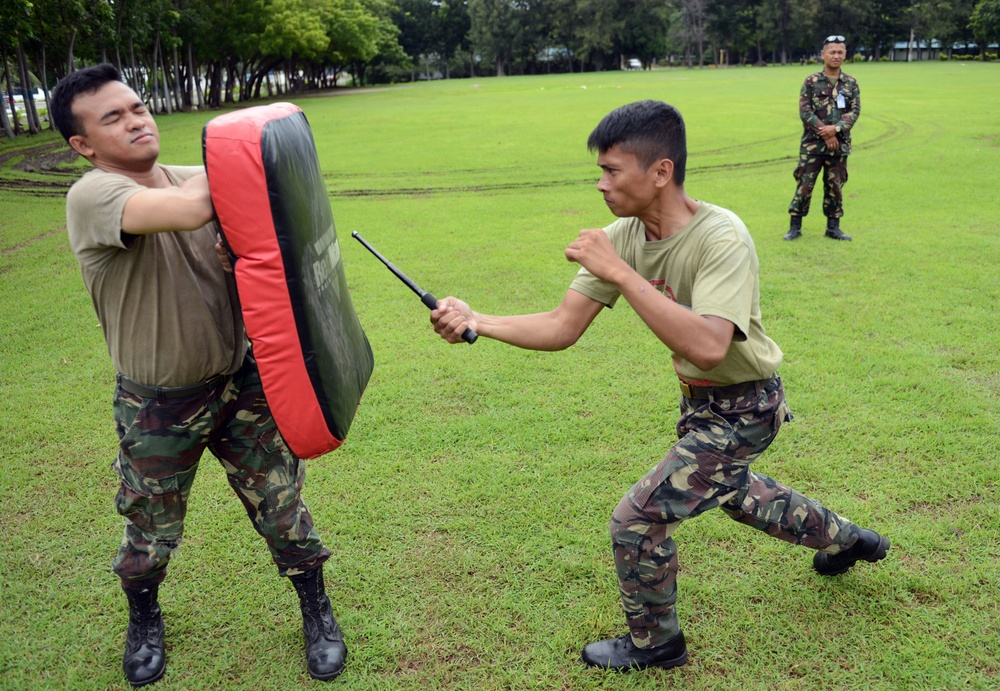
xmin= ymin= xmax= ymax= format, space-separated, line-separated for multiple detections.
xmin=610 ymin=375 xmax=859 ymax=648
xmin=111 ymin=354 xmax=330 ymax=587
xmin=788 ymin=153 xmax=849 ymax=219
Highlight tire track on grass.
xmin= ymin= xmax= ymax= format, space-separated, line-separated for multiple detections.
xmin=326 ymin=123 xmax=915 ymax=198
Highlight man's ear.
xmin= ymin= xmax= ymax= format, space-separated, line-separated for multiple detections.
xmin=68 ymin=134 xmax=93 ymax=158
xmin=653 ymin=158 xmax=675 ymax=187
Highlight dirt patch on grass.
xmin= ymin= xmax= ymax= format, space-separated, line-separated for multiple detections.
xmin=0 ymin=140 xmax=79 ymax=171
xmin=0 ymin=227 xmax=65 ymax=256
xmin=0 ymin=178 xmax=71 ymax=196
xmin=0 ymin=141 xmax=80 ymax=196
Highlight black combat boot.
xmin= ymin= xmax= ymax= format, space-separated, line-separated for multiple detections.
xmin=122 ymin=584 xmax=166 ymax=687
xmin=290 ymin=567 xmax=347 ymax=680
xmin=581 ymin=631 xmax=688 ymax=672
xmin=783 ymin=215 xmax=803 ymax=241
xmin=824 ymin=217 xmax=852 ymax=241
xmin=814 ymin=529 xmax=890 ymax=575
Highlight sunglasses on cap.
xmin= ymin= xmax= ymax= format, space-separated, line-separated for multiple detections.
xmin=824 ymin=35 xmax=846 ymax=45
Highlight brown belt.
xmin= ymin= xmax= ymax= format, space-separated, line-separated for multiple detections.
xmin=117 ymin=372 xmax=227 ymax=400
xmin=679 ymin=376 xmax=775 ymax=400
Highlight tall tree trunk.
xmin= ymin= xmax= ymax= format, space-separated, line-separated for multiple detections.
xmin=172 ymin=42 xmax=182 ymax=111
xmin=186 ymin=43 xmax=198 ymax=110
xmin=151 ymin=31 xmax=161 ymax=111
xmin=16 ymin=37 xmax=40 ymax=134
xmin=0 ymin=88 xmax=13 ymax=138
xmin=209 ymin=60 xmax=222 ymax=108
xmin=128 ymin=38 xmax=140 ymax=96
xmin=195 ymin=62 xmax=205 ymax=107
xmin=97 ymin=23 xmax=107 ymax=64
xmin=224 ymin=58 xmax=235 ymax=103
xmin=158 ymin=39 xmax=171 ymax=114
xmin=3 ymin=44 xmax=22 ymax=135
xmin=66 ymin=27 xmax=77 ymax=74
xmin=38 ymin=45 xmax=53 ymax=130
xmin=205 ymin=62 xmax=215 ymax=108
xmin=31 ymin=10 xmax=47 ymax=129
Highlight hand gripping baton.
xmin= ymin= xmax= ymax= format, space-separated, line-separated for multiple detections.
xmin=352 ymin=231 xmax=478 ymax=344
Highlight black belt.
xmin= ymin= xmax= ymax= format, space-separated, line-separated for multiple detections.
xmin=679 ymin=376 xmax=775 ymax=401
xmin=117 ymin=372 xmax=227 ymax=400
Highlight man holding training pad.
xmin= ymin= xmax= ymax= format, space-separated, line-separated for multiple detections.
xmin=51 ymin=64 xmax=346 ymax=686
xmin=430 ymin=100 xmax=888 ymax=671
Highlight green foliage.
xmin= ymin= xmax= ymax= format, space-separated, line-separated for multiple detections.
xmin=325 ymin=0 xmax=380 ymax=64
xmin=971 ymin=0 xmax=1000 ymax=44
xmin=947 ymin=49 xmax=999 ymax=59
xmin=259 ymin=0 xmax=330 ymax=60
xmin=3 ymin=0 xmax=999 ymax=125
xmin=467 ymin=0 xmax=535 ymax=75
xmin=2 ymin=63 xmax=1000 ymax=690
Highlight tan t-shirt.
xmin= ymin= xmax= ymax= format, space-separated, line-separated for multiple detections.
xmin=66 ymin=165 xmax=246 ymax=387
xmin=569 ymin=202 xmax=783 ymax=385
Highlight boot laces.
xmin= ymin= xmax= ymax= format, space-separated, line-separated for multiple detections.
xmin=126 ymin=610 xmax=163 ymax=654
xmin=302 ymin=595 xmax=339 ymax=641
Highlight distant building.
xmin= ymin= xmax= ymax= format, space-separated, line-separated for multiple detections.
xmin=890 ymin=39 xmax=940 ymax=61
xmin=888 ymin=39 xmax=997 ymax=61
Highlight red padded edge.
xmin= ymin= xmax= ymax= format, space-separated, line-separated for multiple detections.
xmin=204 ymin=103 xmax=340 ymax=458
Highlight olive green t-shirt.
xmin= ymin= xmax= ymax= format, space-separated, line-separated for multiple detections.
xmin=66 ymin=165 xmax=246 ymax=387
xmin=569 ymin=202 xmax=782 ymax=385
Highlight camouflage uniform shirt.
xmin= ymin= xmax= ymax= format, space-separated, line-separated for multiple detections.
xmin=799 ymin=69 xmax=861 ymax=155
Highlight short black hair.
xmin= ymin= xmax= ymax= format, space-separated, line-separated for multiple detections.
xmin=587 ymin=100 xmax=687 ymax=186
xmin=50 ymin=63 xmax=124 ymax=142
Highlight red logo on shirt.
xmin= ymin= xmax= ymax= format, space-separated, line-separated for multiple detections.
xmin=649 ymin=279 xmax=676 ymax=302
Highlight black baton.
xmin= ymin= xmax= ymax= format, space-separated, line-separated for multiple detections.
xmin=352 ymin=231 xmax=478 ymax=344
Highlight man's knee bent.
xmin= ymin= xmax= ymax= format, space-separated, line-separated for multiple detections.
xmin=610 ymin=495 xmax=681 ymax=551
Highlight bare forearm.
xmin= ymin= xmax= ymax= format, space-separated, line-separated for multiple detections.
xmin=615 ymin=271 xmax=731 ymax=371
xmin=432 ymin=290 xmax=602 ymax=349
xmin=122 ymin=174 xmax=215 ymax=234
xmin=473 ymin=311 xmax=580 ymax=351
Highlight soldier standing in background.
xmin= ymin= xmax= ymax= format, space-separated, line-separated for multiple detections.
xmin=784 ymin=35 xmax=860 ymax=242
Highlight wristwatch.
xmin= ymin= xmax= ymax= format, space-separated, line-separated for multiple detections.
xmin=835 ymin=124 xmax=843 ymax=133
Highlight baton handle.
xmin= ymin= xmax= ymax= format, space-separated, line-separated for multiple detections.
xmin=421 ymin=292 xmax=478 ymax=344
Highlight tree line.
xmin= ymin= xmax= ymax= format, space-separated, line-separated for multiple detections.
xmin=3 ymin=0 xmax=999 ymax=138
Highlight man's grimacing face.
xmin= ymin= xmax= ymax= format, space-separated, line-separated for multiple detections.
xmin=68 ymin=80 xmax=161 ymax=169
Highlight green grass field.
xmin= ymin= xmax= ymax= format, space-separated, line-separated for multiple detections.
xmin=1 ymin=62 xmax=998 ymax=690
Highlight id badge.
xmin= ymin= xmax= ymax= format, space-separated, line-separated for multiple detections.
xmin=836 ymin=92 xmax=846 ymax=109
